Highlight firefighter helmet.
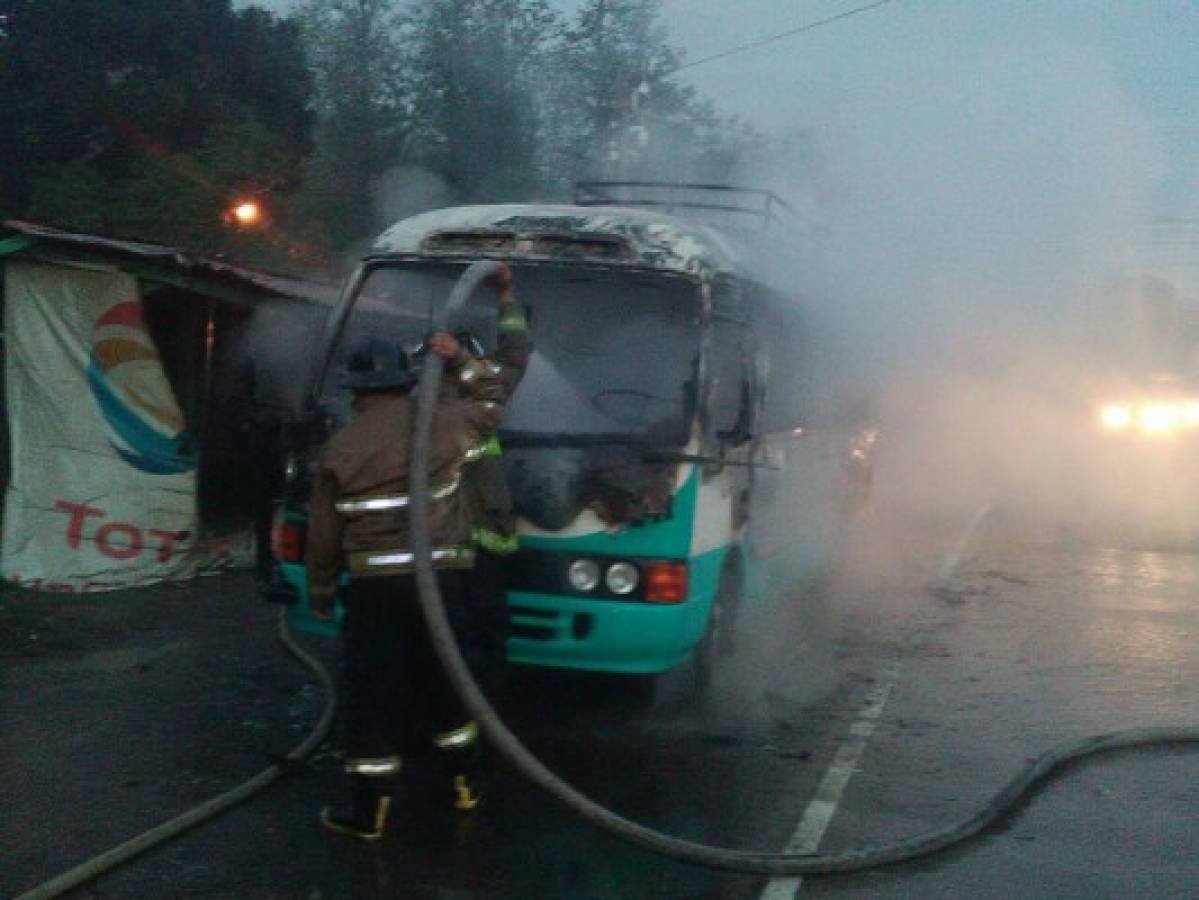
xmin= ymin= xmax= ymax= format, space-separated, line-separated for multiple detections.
xmin=338 ymin=338 xmax=412 ymax=392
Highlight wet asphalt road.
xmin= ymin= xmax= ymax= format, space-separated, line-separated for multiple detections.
xmin=3 ymin=513 xmax=1198 ymax=899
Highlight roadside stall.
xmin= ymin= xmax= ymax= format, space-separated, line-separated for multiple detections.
xmin=0 ymin=221 xmax=334 ymax=592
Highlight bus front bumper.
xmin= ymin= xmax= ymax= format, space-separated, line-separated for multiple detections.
xmin=272 ymin=563 xmax=717 ymax=676
xmin=506 ymin=591 xmax=713 ymax=674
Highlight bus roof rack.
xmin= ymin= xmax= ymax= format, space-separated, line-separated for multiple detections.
xmin=574 ymin=181 xmax=793 ymax=230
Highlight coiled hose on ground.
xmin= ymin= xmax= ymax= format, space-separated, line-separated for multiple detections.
xmin=18 ymin=261 xmax=1199 ymax=896
xmin=409 ymin=260 xmax=1199 ymax=877
xmin=14 ymin=612 xmax=337 ymax=900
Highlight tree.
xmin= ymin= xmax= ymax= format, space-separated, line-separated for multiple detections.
xmin=401 ymin=0 xmax=558 ymax=203
xmin=540 ymin=0 xmax=749 ymax=193
xmin=1 ymin=0 xmax=756 ymax=264
xmin=0 ymin=0 xmax=314 ymax=266
xmin=293 ymin=0 xmax=409 ymax=251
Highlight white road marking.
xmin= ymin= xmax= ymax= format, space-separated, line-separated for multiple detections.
xmin=759 ymin=665 xmax=901 ymax=900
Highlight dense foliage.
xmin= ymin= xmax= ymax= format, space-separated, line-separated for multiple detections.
xmin=0 ymin=0 xmax=315 ymax=266
xmin=0 ymin=0 xmax=746 ymax=271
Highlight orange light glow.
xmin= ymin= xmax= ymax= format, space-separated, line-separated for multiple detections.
xmin=644 ymin=561 xmax=687 ymax=603
xmin=230 ymin=201 xmax=262 ymax=226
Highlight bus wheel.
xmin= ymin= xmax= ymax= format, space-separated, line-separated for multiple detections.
xmin=694 ymin=556 xmax=743 ymax=693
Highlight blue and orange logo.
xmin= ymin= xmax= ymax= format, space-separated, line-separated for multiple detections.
xmin=87 ymin=300 xmax=196 ymax=475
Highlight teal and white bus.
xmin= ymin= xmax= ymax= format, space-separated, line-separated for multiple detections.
xmin=267 ymin=191 xmax=871 ymax=685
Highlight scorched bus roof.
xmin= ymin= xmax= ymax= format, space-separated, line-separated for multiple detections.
xmin=369 ymin=204 xmax=748 ymax=279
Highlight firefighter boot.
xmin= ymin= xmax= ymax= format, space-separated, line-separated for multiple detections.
xmin=320 ymin=774 xmax=393 ymax=840
xmin=434 ymin=722 xmax=482 ymax=811
xmin=452 ymin=771 xmax=481 ymax=811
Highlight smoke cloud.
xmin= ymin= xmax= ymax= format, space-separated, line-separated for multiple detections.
xmin=372 ymin=165 xmax=455 ymax=233
xmin=713 ymin=16 xmax=1178 ymax=536
xmin=632 ymin=10 xmax=1193 ymax=717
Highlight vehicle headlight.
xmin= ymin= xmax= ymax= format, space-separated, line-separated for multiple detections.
xmin=1139 ymin=403 xmax=1182 ymax=435
xmin=605 ymin=562 xmax=640 ymax=595
xmin=1097 ymin=399 xmax=1199 ymax=437
xmin=1099 ymin=404 xmax=1133 ymax=431
xmin=567 ymin=559 xmax=601 ymax=593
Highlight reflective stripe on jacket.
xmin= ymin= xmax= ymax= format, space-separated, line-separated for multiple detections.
xmin=305 ymin=353 xmax=506 ymax=604
xmin=461 ymin=304 xmax=529 ymax=554
xmin=346 ymin=546 xmax=476 ymax=576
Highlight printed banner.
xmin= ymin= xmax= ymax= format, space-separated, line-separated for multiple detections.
xmin=1 ymin=260 xmax=224 ymax=591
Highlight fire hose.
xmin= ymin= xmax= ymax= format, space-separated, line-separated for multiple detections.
xmin=16 ymin=261 xmax=1199 ymax=897
xmin=408 ymin=260 xmax=1199 ymax=876
xmin=14 ymin=612 xmax=337 ymax=900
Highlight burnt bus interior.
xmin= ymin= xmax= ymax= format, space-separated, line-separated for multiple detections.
xmin=314 ymin=256 xmax=820 ymax=531
xmin=324 ymin=257 xmax=828 ymax=445
xmin=323 ymin=260 xmax=703 ymax=441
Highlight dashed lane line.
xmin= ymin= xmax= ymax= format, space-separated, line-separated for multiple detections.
xmin=758 ymin=664 xmax=901 ymax=900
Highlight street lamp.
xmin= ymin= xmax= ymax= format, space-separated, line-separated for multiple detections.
xmin=228 ymin=200 xmax=263 ymax=227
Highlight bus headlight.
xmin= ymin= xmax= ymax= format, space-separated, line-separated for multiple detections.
xmin=567 ymin=558 xmax=601 ymax=593
xmin=605 ymin=562 xmax=640 ymax=595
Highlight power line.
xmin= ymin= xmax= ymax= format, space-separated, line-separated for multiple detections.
xmin=665 ymin=0 xmax=903 ymax=77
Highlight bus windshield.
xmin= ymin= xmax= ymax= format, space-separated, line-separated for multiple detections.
xmin=503 ymin=268 xmax=700 ymax=445
xmin=330 ymin=263 xmax=702 ymax=446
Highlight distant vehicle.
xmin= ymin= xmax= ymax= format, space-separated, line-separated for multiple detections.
xmin=1091 ymin=274 xmax=1199 ymax=440
xmin=1096 ymin=383 xmax=1199 ymax=439
xmin=1058 ymin=272 xmax=1199 ymax=546
xmin=263 ymin=185 xmax=874 ymax=687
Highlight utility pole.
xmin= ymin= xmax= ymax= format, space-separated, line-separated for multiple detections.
xmin=607 ymin=78 xmax=650 ymax=183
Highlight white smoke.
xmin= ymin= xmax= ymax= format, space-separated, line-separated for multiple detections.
xmin=633 ymin=10 xmax=1190 ymax=719
xmin=372 ymin=164 xmax=455 ymax=232
xmin=708 ymin=14 xmax=1176 ymax=538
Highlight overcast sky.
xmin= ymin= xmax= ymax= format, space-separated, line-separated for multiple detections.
xmin=243 ymin=1 xmax=1195 ymax=200
xmin=240 ymin=0 xmax=1197 ymax=288
xmin=662 ymin=2 xmax=1196 ymax=201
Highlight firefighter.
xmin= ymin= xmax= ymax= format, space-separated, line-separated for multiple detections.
xmin=306 ymin=302 xmax=508 ymax=841
xmin=413 ymin=264 xmax=528 ymax=694
xmin=459 ymin=263 xmax=529 ymax=692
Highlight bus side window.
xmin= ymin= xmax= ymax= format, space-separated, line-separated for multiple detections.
xmin=709 ymin=319 xmax=752 ymax=445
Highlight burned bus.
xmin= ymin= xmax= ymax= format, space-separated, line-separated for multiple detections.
xmin=265 ymin=192 xmax=872 ymax=687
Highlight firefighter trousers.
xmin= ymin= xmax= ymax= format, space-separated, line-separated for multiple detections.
xmin=341 ymin=571 xmax=474 ymax=764
xmin=459 ymin=548 xmax=511 ymax=697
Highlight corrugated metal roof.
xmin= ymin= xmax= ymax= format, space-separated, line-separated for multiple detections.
xmin=0 ymin=220 xmax=339 ymax=305
xmin=370 ymin=204 xmax=747 ymax=278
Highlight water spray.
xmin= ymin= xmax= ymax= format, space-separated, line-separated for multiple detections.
xmin=407 ymin=262 xmax=1199 ymax=875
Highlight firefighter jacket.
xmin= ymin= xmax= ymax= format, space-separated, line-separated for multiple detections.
xmin=462 ymin=304 xmax=529 ymax=555
xmin=305 ymin=353 xmax=506 ymax=606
